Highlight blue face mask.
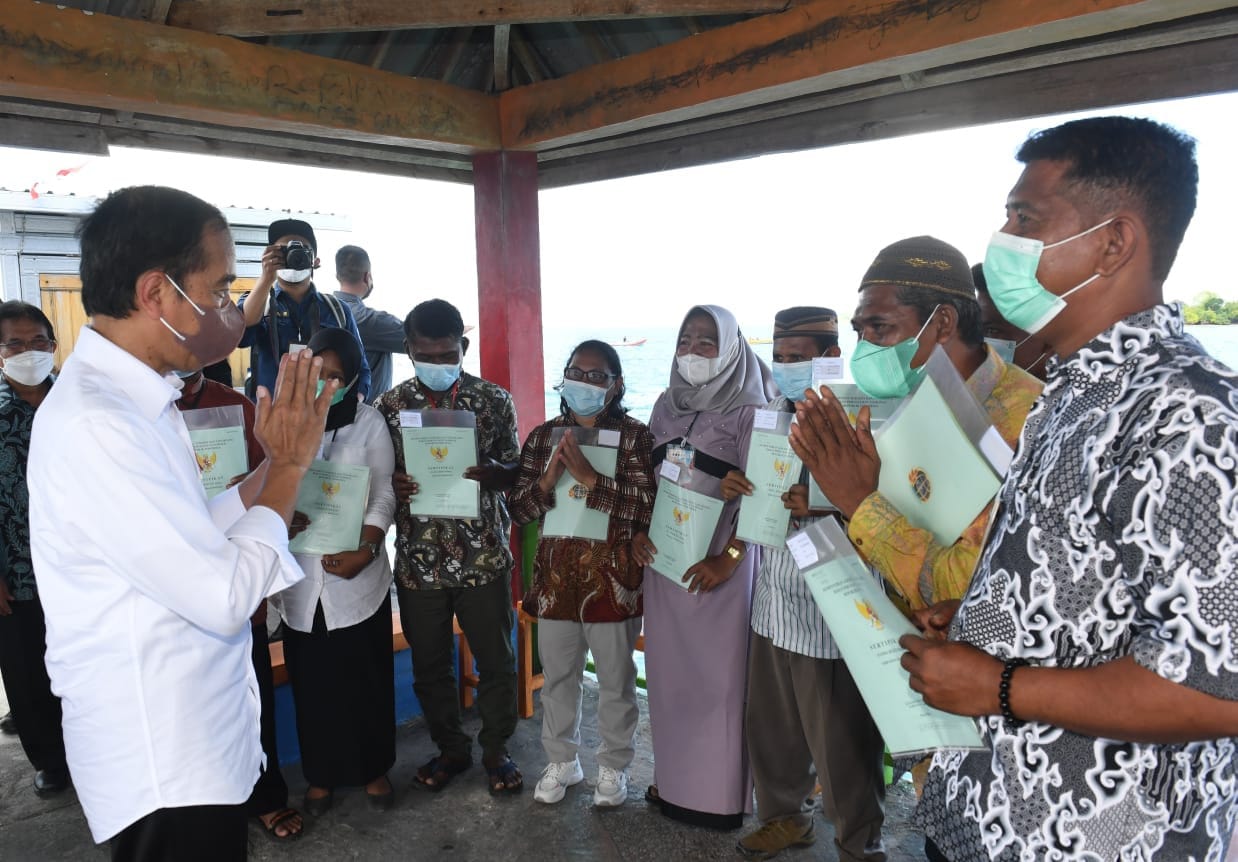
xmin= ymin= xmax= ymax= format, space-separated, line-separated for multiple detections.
xmin=770 ymin=360 xmax=814 ymax=401
xmin=559 ymin=379 xmax=611 ymax=418
xmin=849 ymin=306 xmax=937 ymax=399
xmin=982 ymin=219 xmax=1111 ymax=335
xmin=415 ymin=360 xmax=462 ymax=392
xmin=316 ymin=378 xmax=352 ymax=406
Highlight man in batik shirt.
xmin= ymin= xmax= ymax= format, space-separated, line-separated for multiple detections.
xmin=903 ymin=117 xmax=1238 ymax=861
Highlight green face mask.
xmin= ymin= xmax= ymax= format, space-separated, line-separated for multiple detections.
xmin=848 ymin=306 xmax=937 ymax=400
xmin=316 ymin=378 xmax=351 ymax=406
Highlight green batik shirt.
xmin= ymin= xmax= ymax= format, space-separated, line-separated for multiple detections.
xmin=0 ymin=378 xmax=44 ymax=601
xmin=377 ymin=371 xmax=519 ymax=590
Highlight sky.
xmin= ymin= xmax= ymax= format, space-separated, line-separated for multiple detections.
xmin=1 ymin=91 xmax=1234 ymax=336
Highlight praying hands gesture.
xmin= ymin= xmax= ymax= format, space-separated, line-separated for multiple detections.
xmin=538 ymin=430 xmax=600 ymax=496
xmin=789 ymin=386 xmax=880 ymax=519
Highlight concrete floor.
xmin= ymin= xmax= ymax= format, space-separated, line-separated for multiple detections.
xmin=0 ymin=682 xmax=931 ymax=862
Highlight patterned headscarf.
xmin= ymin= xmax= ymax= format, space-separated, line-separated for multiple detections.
xmin=665 ymin=304 xmax=776 ymax=416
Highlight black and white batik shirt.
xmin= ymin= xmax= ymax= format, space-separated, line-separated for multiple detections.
xmin=916 ymin=304 xmax=1238 ymax=862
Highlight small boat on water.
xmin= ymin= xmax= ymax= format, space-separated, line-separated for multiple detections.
xmin=610 ymin=337 xmax=647 ymax=347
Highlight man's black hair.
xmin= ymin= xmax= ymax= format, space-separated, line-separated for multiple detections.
xmin=77 ymin=186 xmax=228 ymax=319
xmin=0 ymin=300 xmax=55 ymax=342
xmin=404 ymin=299 xmax=464 ymax=342
xmin=560 ymin=339 xmax=628 ymax=420
xmin=895 ymin=286 xmax=984 ymax=348
xmin=1016 ymin=116 xmax=1197 ymax=282
xmin=335 ymin=245 xmax=371 ymax=283
xmin=971 ymin=262 xmax=988 ymax=295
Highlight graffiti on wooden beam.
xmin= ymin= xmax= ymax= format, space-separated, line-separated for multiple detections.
xmin=515 ymin=0 xmax=988 ymax=139
xmin=0 ymin=24 xmax=479 ymax=140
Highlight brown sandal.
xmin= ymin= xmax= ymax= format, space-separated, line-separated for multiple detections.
xmin=258 ymin=807 xmax=304 ymax=841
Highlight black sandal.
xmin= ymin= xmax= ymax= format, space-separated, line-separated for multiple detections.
xmin=258 ymin=807 xmax=304 ymax=841
xmin=485 ymin=756 xmax=523 ymax=795
xmin=414 ymin=755 xmax=471 ymax=792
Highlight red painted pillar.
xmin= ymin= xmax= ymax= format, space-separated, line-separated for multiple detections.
xmin=473 ymin=151 xmax=544 ymax=442
xmin=473 ymin=151 xmax=543 ymax=602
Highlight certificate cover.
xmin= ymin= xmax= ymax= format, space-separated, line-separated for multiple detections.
xmin=806 ymin=384 xmax=899 ymax=511
xmin=874 ymin=348 xmax=1009 ymax=545
xmin=289 ymin=460 xmax=372 ymax=555
xmin=787 ymin=517 xmax=985 ymax=757
xmin=400 ymin=409 xmax=480 ymax=520
xmin=182 ymin=404 xmax=249 ymax=500
xmin=647 ymin=462 xmax=724 ymax=589
xmin=737 ymin=410 xmax=801 ymax=547
xmin=541 ymin=427 xmax=620 ymax=542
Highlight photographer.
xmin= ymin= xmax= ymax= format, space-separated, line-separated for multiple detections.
xmin=239 ymin=219 xmax=371 ymax=399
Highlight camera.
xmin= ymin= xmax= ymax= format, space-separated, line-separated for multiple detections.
xmin=281 ymin=240 xmax=314 ymax=271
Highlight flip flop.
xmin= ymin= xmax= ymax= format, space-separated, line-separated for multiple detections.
xmin=485 ymin=756 xmax=523 ymax=795
xmin=258 ymin=807 xmax=304 ymax=841
xmin=414 ymin=755 xmax=471 ymax=792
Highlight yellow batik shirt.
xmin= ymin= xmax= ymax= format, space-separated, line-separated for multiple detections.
xmin=847 ymin=345 xmax=1043 ymax=610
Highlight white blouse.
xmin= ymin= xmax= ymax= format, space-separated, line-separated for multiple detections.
xmin=270 ymin=403 xmax=397 ymax=632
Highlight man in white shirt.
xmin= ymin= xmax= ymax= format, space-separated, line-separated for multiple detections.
xmin=27 ymin=185 xmax=336 ymax=861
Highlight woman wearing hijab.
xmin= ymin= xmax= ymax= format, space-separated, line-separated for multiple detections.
xmin=631 ymin=305 xmax=776 ymax=829
xmin=269 ymin=328 xmax=398 ymax=816
xmin=509 ymin=339 xmax=655 ymax=808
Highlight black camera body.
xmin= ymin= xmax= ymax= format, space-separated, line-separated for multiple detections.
xmin=282 ymin=240 xmax=314 ymax=271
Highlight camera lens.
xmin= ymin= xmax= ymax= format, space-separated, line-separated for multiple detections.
xmin=284 ymin=241 xmax=314 ymax=270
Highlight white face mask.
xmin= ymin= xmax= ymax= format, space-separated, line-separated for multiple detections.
xmin=277 ymin=268 xmax=313 ymax=284
xmin=676 ymin=353 xmax=724 ymax=386
xmin=2 ymin=350 xmax=55 ymax=386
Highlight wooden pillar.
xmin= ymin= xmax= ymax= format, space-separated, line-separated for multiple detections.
xmin=473 ymin=151 xmax=543 ymax=603
xmin=473 ymin=151 xmax=544 ymax=441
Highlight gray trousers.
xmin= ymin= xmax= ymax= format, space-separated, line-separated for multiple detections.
xmin=746 ymin=633 xmax=887 ymax=862
xmin=537 ymin=617 xmax=642 ymax=771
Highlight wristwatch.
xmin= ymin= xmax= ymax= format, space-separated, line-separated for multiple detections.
xmin=724 ymin=542 xmax=746 ymax=562
xmin=359 ymin=540 xmax=381 ymax=560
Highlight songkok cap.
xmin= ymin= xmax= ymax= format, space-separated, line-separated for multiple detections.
xmin=773 ymin=306 xmax=839 ymax=340
xmin=859 ymin=236 xmax=975 ymax=301
xmin=268 ymin=218 xmax=317 ymax=251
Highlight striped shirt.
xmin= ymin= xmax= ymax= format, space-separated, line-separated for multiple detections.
xmin=748 ymin=396 xmax=839 ymax=659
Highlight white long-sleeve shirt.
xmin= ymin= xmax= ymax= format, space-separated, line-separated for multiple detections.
xmin=271 ymin=403 xmax=397 ymax=632
xmin=27 ymin=326 xmax=304 ymax=843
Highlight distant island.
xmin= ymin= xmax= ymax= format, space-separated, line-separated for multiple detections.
xmin=1182 ymin=292 xmax=1238 ymax=325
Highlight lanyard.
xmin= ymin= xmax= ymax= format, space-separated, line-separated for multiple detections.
xmin=321 ymin=427 xmax=340 ymax=461
xmin=420 ymin=380 xmax=460 ymax=410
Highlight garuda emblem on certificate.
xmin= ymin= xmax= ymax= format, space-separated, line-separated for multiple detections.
xmin=855 ymin=599 xmax=884 ymax=630
xmin=196 ymin=451 xmax=217 ymax=473
xmin=322 ymin=480 xmax=341 ymax=498
xmin=430 ymin=446 xmax=449 ymax=461
xmin=908 ymin=467 xmax=932 ymax=502
xmin=672 ymin=507 xmax=690 ymax=525
xmin=773 ymin=458 xmax=792 ymax=480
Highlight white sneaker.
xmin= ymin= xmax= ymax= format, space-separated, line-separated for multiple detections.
xmin=533 ymin=758 xmax=584 ymax=804
xmin=593 ymin=766 xmax=628 ymax=807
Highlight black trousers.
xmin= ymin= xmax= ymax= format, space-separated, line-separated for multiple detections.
xmin=925 ymin=839 xmax=951 ymax=862
xmin=397 ymin=575 xmax=516 ymax=762
xmin=244 ymin=619 xmax=288 ymax=816
xmin=0 ymin=595 xmax=66 ymax=772
xmin=110 ymin=804 xmax=246 ymax=862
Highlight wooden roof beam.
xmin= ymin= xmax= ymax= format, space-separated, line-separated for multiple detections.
xmin=498 ymin=0 xmax=1235 ymax=150
xmin=166 ymin=1 xmax=797 ymax=37
xmin=0 ymin=2 xmax=500 ymax=153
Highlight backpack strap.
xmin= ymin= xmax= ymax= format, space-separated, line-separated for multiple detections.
xmin=322 ymin=293 xmax=347 ymax=328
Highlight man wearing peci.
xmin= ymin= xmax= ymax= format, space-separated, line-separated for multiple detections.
xmin=27 ymin=185 xmax=335 ymax=860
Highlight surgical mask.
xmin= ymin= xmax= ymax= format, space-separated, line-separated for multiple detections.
xmin=1 ymin=350 xmax=55 ymax=386
xmin=771 ymin=360 xmax=814 ymax=401
xmin=159 ymin=275 xmax=245 ymax=368
xmin=174 ymin=369 xmax=198 ymax=380
xmin=277 ymin=268 xmax=313 ymax=284
xmin=849 ymin=306 xmax=938 ymax=400
xmin=984 ymin=338 xmax=1016 ymax=363
xmin=559 ymin=379 xmax=611 ymax=417
xmin=316 ymin=378 xmax=353 ymax=406
xmin=676 ymin=353 xmax=725 ymax=386
xmin=982 ymin=219 xmax=1112 ymax=334
xmin=415 ymin=360 xmax=462 ymax=392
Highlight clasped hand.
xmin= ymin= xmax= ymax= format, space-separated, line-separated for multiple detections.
xmin=538 ymin=430 xmax=600 ymax=496
xmin=898 ymin=600 xmax=1004 ymax=717
xmin=254 ymin=349 xmax=337 ymax=471
xmin=788 ymin=386 xmax=880 ymax=519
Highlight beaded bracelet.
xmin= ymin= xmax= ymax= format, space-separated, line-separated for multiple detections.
xmin=999 ymin=657 xmax=1030 ymax=731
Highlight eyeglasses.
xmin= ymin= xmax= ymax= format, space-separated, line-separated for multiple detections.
xmin=0 ymin=337 xmax=55 ymax=356
xmin=563 ymin=367 xmax=615 ymax=385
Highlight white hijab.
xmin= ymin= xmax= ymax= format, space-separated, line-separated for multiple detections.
xmin=665 ymin=305 xmax=776 ymax=416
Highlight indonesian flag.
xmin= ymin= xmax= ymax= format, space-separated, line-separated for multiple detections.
xmin=29 ymin=164 xmax=86 ymax=199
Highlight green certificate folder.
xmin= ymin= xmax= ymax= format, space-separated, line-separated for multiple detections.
xmin=542 ymin=427 xmax=620 ymax=542
xmin=787 ymin=517 xmax=985 ymax=757
xmin=399 ymin=409 xmax=481 ymax=520
xmin=737 ymin=410 xmax=801 ymax=547
xmin=807 ymin=384 xmax=899 ymax=511
xmin=874 ymin=348 xmax=1009 ymax=546
xmin=289 ymin=460 xmax=372 ymax=555
xmin=647 ymin=461 xmax=725 ymax=589
xmin=182 ymin=404 xmax=249 ymax=500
